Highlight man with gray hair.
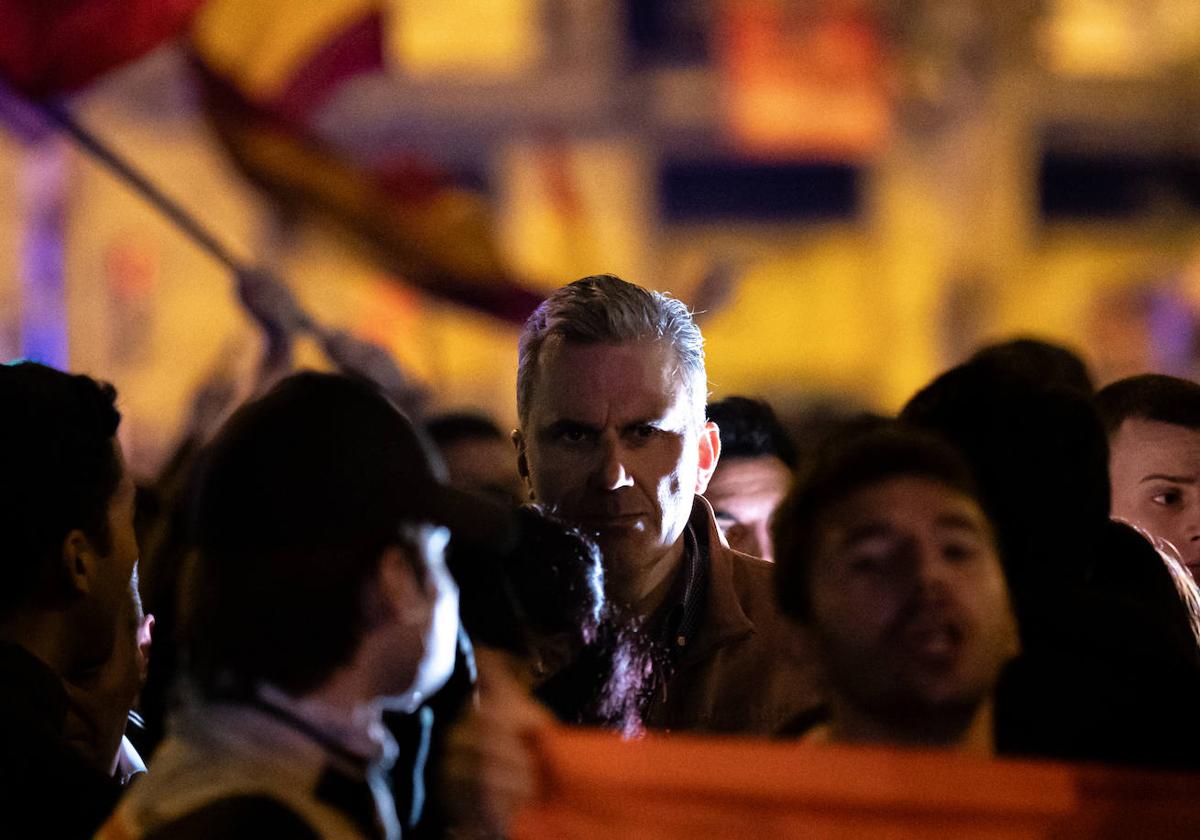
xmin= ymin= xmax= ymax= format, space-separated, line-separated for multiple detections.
xmin=512 ymin=274 xmax=820 ymax=733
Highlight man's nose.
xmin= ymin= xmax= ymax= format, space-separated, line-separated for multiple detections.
xmin=753 ymin=521 xmax=773 ymax=562
xmin=594 ymin=436 xmax=634 ymax=491
xmin=1183 ymin=507 xmax=1200 ymax=555
xmin=912 ymin=545 xmax=953 ymax=593
xmin=1185 ymin=504 xmax=1200 ymax=539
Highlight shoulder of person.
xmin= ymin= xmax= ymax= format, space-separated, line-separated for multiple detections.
xmin=143 ymin=795 xmax=320 ymax=840
xmin=718 ymin=546 xmax=795 ymax=636
xmin=723 ymin=545 xmax=777 ymax=596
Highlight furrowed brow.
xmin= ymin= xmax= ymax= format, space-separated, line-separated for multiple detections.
xmin=541 ymin=418 xmax=599 ymax=437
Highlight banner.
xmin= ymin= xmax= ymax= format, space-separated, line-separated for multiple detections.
xmin=515 ymin=727 xmax=1200 ymax=838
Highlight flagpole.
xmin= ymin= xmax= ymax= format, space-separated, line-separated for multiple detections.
xmin=34 ymin=99 xmax=317 ymax=335
xmin=40 ymin=99 xmax=247 ymax=274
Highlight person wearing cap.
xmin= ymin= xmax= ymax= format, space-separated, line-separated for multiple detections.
xmin=101 ymin=372 xmax=472 ymax=839
xmin=511 ymin=274 xmax=821 ymax=733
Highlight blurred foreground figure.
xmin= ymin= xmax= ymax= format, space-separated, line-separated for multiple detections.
xmin=104 ymin=373 xmax=490 ymax=839
xmin=454 ymin=505 xmax=648 ymax=734
xmin=704 ymin=396 xmax=795 ymax=562
xmin=903 ymin=361 xmax=1200 ymax=767
xmin=773 ymin=425 xmax=1018 ymax=753
xmin=512 ymin=274 xmax=820 ymax=732
xmin=1097 ymin=374 xmax=1200 ymax=581
xmin=426 ymin=411 xmax=525 ymax=506
xmin=0 ymin=362 xmax=143 ymax=837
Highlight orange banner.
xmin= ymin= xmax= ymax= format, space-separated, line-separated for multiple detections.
xmin=515 ymin=727 xmax=1200 ymax=839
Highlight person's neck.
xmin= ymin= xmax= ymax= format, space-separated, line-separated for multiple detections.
xmin=257 ymin=674 xmax=393 ymax=767
xmin=0 ymin=610 xmax=76 ymax=678
xmin=826 ymin=697 xmax=996 ymax=757
xmin=609 ymin=535 xmax=688 ymax=621
xmin=289 ymin=666 xmax=383 ymax=730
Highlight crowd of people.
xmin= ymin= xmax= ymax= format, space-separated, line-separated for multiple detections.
xmin=3 ymin=272 xmax=1200 ymax=838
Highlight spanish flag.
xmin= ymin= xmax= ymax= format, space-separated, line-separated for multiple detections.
xmin=188 ymin=0 xmax=543 ymax=323
xmin=0 ymin=0 xmax=203 ymax=96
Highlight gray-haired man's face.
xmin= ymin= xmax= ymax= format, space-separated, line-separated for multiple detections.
xmin=515 ymin=338 xmax=718 ymax=598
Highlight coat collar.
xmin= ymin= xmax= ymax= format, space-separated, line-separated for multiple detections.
xmin=676 ymin=496 xmax=756 ymax=669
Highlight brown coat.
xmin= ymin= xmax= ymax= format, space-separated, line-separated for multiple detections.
xmin=643 ymin=497 xmax=824 ymax=734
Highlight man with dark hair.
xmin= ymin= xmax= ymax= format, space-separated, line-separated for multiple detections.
xmin=704 ymin=396 xmax=795 ymax=561
xmin=968 ymin=337 xmax=1095 ymax=396
xmin=902 ymin=361 xmax=1200 ymax=768
xmin=106 ymin=372 xmax=491 ymax=838
xmin=1096 ymin=374 xmax=1200 ymax=579
xmin=773 ymin=424 xmax=1018 ymax=752
xmin=512 ymin=274 xmax=819 ymax=733
xmin=0 ymin=361 xmax=142 ymax=837
xmin=426 ymin=411 xmax=525 ymax=505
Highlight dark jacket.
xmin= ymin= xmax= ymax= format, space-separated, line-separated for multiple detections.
xmin=996 ymin=522 xmax=1200 ymax=769
xmin=0 ymin=642 xmax=122 ymax=838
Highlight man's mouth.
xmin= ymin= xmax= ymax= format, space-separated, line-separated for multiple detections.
xmin=899 ymin=616 xmax=965 ymax=663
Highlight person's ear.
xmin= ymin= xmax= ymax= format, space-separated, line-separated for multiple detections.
xmin=693 ymin=420 xmax=721 ymax=494
xmin=511 ymin=429 xmax=534 ymax=500
xmin=61 ymin=529 xmax=100 ymax=597
xmin=136 ymin=614 xmax=154 ymax=686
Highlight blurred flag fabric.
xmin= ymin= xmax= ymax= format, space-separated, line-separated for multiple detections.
xmin=0 ymin=0 xmax=203 ymax=97
xmin=188 ymin=0 xmax=544 ymax=323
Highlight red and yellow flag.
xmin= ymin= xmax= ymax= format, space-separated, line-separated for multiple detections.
xmin=188 ymin=0 xmax=544 ymax=323
xmin=0 ymin=0 xmax=204 ymax=96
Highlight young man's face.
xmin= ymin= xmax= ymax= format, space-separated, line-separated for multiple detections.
xmin=103 ymin=447 xmax=141 ymax=606
xmin=1109 ymin=418 xmax=1200 ymax=578
xmin=807 ymin=476 xmax=1017 ymax=727
xmin=73 ymin=443 xmax=141 ymax=672
xmin=705 ymin=455 xmax=791 ymax=561
xmin=61 ymin=442 xmax=144 ymax=772
xmin=516 ymin=339 xmax=718 ymax=588
xmin=64 ymin=577 xmax=151 ymax=775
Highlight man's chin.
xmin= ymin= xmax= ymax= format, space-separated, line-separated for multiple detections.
xmin=592 ymin=524 xmax=648 ymax=548
xmin=573 ymin=513 xmax=649 ymax=535
xmin=594 ymin=530 xmax=674 ymax=577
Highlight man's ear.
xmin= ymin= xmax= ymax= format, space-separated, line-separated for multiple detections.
xmin=137 ymin=614 xmax=154 ymax=686
xmin=61 ymin=529 xmax=99 ymax=597
xmin=693 ymin=420 xmax=721 ymax=494
xmin=511 ymin=429 xmax=534 ymax=500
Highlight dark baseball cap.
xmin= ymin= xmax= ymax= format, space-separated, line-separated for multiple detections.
xmin=193 ymin=371 xmax=517 ymax=560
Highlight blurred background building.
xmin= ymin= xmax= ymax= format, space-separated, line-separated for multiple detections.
xmin=4 ymin=0 xmax=1200 ymax=477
